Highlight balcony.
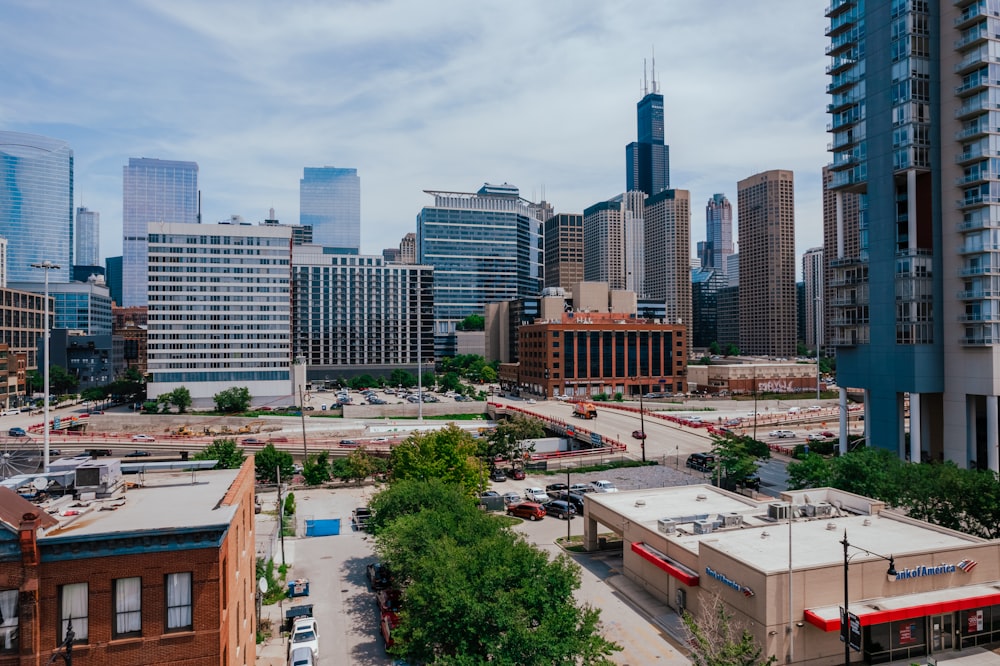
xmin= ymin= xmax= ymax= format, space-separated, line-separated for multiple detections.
xmin=958 ymin=288 xmax=1000 ymax=299
xmin=955 ymin=27 xmax=989 ymax=51
xmin=955 ymin=51 xmax=995 ymax=75
xmin=959 ymin=334 xmax=1000 ymax=346
xmin=957 ymin=194 xmax=1000 ymax=209
xmin=957 ymin=215 xmax=1000 ymax=231
xmin=955 ymin=98 xmax=999 ymax=120
xmin=956 ymin=170 xmax=1000 ymax=186
xmin=827 ymin=71 xmax=861 ymax=94
xmin=825 ymin=0 xmax=855 ymax=18
xmin=827 ymin=10 xmax=859 ymax=37
xmin=955 ymin=123 xmax=991 ymax=141
xmin=956 ymin=147 xmax=1000 ymax=165
xmin=959 ymin=264 xmax=1000 ymax=276
xmin=959 ymin=312 xmax=1000 ymax=323
xmin=956 ymin=78 xmax=994 ymax=96
xmin=827 ymin=55 xmax=858 ymax=76
xmin=829 ymin=274 xmax=868 ymax=287
xmin=955 ymin=3 xmax=992 ymax=30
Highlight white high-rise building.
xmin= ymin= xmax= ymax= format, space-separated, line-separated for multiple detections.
xmin=75 ymin=206 xmax=100 ymax=267
xmin=145 ymin=222 xmax=291 ymax=406
xmin=122 ymin=158 xmax=199 ymax=307
xmin=802 ymin=246 xmax=824 ymax=349
xmin=644 ymin=189 xmax=691 ymax=332
xmin=583 ymin=191 xmax=647 ymax=295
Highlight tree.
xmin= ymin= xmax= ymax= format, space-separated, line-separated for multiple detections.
xmin=683 ymin=595 xmax=775 ymax=666
xmin=389 ymin=368 xmax=416 ymax=389
xmin=421 ymin=371 xmax=437 ymax=390
xmin=158 ymin=386 xmax=192 ymax=414
xmin=724 ymin=343 xmax=740 ymax=357
xmin=349 ymin=374 xmax=378 ymax=390
xmin=389 ymin=425 xmax=484 ymax=494
xmin=44 ymin=365 xmax=79 ymax=395
xmin=372 ymin=480 xmax=621 ymax=664
xmin=254 ymin=444 xmax=294 ymax=483
xmin=193 ymin=438 xmax=246 ymax=469
xmin=330 ymin=446 xmax=386 ymax=484
xmin=107 ymin=367 xmax=146 ymax=405
xmin=785 ymin=452 xmax=834 ymax=490
xmin=482 ymin=414 xmax=544 ymax=470
xmin=214 ymin=386 xmax=252 ymax=413
xmin=479 ymin=365 xmax=498 ymax=383
xmin=439 ymin=372 xmax=462 ymax=393
xmin=302 ymin=451 xmax=331 ymax=485
xmin=711 ymin=434 xmax=768 ymax=490
xmin=709 ymin=341 xmax=721 ymax=355
xmin=456 ymin=314 xmax=485 ymax=331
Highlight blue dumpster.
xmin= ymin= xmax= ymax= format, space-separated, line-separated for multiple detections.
xmin=287 ymin=578 xmax=310 ymax=597
xmin=305 ymin=518 xmax=341 ymax=536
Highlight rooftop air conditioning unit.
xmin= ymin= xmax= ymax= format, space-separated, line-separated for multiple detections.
xmin=658 ymin=518 xmax=678 ymax=534
xmin=693 ymin=519 xmax=714 ymax=535
xmin=768 ymin=502 xmax=791 ymax=521
xmin=815 ymin=502 xmax=834 ymax=517
xmin=803 ymin=503 xmax=817 ymax=517
xmin=721 ymin=512 xmax=743 ymax=528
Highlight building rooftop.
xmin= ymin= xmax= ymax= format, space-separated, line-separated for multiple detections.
xmin=37 ymin=467 xmax=241 ymax=540
xmin=589 ymin=485 xmax=981 ymax=575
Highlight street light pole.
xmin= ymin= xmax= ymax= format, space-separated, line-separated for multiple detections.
xmin=841 ymin=530 xmax=897 ymax=666
xmin=31 ymin=260 xmax=60 ymax=472
xmin=815 ymin=296 xmax=822 ymax=401
xmin=638 ymin=386 xmax=646 ymax=462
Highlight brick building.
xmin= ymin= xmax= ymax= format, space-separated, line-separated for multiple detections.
xmin=512 ymin=311 xmax=687 ymax=398
xmin=0 ymin=456 xmax=256 ymax=665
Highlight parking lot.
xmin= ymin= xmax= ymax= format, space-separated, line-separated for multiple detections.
xmin=256 ymin=482 xmax=689 ymax=665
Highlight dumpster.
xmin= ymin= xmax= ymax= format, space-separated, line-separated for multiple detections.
xmin=287 ymin=578 xmax=310 ymax=598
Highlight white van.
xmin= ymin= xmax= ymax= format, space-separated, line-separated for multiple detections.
xmin=591 ymin=480 xmax=619 ymax=493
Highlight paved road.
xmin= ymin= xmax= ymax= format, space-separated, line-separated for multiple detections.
xmin=259 ymin=484 xmax=690 ymax=665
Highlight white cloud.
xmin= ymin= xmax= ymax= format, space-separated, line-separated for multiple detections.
xmin=1 ymin=0 xmax=831 ymax=269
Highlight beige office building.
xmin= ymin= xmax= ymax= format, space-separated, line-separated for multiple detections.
xmin=644 ymin=189 xmax=691 ymax=336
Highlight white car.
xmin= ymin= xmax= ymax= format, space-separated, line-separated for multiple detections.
xmin=290 ymin=617 xmax=319 ymax=658
xmin=131 ymin=434 xmax=155 ymax=442
xmin=769 ymin=430 xmax=795 ymax=439
xmin=527 ymin=399 xmax=537 ymax=405
xmin=806 ymin=433 xmax=825 ymax=441
xmin=807 ymin=405 xmax=822 ymax=412
xmin=524 ymin=487 xmax=551 ymax=503
xmin=591 ymin=480 xmax=619 ymax=493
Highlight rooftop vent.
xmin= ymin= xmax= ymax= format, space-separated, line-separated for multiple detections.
xmin=693 ymin=520 xmax=714 ymax=535
xmin=721 ymin=512 xmax=742 ymax=528
xmin=658 ymin=518 xmax=677 ymax=534
xmin=635 ymin=499 xmax=646 ymax=507
xmin=826 ymin=522 xmax=838 ymax=530
xmin=696 ymin=493 xmax=708 ymax=501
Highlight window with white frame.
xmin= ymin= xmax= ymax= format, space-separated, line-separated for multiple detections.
xmin=165 ymin=572 xmax=192 ymax=631
xmin=0 ymin=589 xmax=17 ymax=651
xmin=59 ymin=582 xmax=88 ymax=643
xmin=113 ymin=577 xmax=141 ymax=638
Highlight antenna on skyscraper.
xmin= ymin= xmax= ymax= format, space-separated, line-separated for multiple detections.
xmin=651 ymin=47 xmax=658 ymax=94
xmin=643 ymin=58 xmax=648 ymax=96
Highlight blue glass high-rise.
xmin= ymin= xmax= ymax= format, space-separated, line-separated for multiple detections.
xmin=626 ymin=90 xmax=670 ymax=196
xmin=0 ymin=131 xmax=73 ymax=283
xmin=300 ymin=167 xmax=360 ymax=251
xmin=122 ymin=158 xmax=199 ymax=307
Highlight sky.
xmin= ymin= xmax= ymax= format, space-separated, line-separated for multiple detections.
xmin=2 ymin=1 xmax=830 ymax=268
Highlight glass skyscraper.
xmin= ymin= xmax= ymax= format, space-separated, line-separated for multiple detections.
xmin=417 ymin=183 xmax=544 ymax=355
xmin=299 ymin=167 xmax=360 ymax=251
xmin=75 ymin=206 xmax=100 ymax=267
xmin=0 ymin=131 xmax=73 ymax=283
xmin=625 ymin=76 xmax=670 ymax=196
xmin=122 ymin=158 xmax=199 ymax=307
xmin=703 ymin=193 xmax=733 ymax=271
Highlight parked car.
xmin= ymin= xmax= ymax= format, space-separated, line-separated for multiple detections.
xmin=631 ymin=429 xmax=647 ymax=440
xmin=290 ymin=646 xmax=314 ymax=666
xmin=289 ymin=617 xmax=319 ymax=658
xmin=807 ymin=405 xmax=822 ymax=412
xmin=131 ymin=434 xmax=155 ymax=442
xmin=7 ymin=427 xmax=25 ymax=437
xmin=558 ymin=491 xmax=586 ymax=514
xmin=526 ymin=399 xmax=536 ymax=405
xmin=507 ymin=502 xmax=546 ymax=521
xmin=124 ymin=450 xmax=151 ymax=457
xmin=568 ymin=482 xmax=594 ymax=494
xmin=686 ymin=452 xmax=715 ymax=472
xmin=543 ymin=500 xmax=576 ymax=520
xmin=523 ymin=487 xmax=551 ymax=503
xmin=490 ymin=468 xmax=507 ymax=482
xmin=591 ymin=480 xmax=619 ymax=493
xmin=380 ymin=613 xmax=400 ymax=649
xmin=480 ymin=490 xmax=501 ymax=499
xmin=501 ymin=492 xmax=522 ymax=506
xmin=366 ymin=562 xmax=393 ymax=590
xmin=508 ymin=468 xmax=526 ymax=480
xmin=375 ymin=588 xmax=403 ymax=620
xmin=545 ymin=482 xmax=568 ymax=494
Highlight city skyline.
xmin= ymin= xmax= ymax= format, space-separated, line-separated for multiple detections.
xmin=1 ymin=2 xmax=828 ymax=266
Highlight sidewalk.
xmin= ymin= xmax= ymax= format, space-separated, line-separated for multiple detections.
xmin=604 ymin=572 xmax=689 ymax=647
xmin=256 ymin=540 xmax=298 ymax=666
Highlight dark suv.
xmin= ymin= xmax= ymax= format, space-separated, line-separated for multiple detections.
xmin=686 ymin=452 xmax=716 ymax=472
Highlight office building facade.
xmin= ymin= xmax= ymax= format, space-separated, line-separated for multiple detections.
xmin=291 ymin=246 xmax=434 ymax=380
xmin=0 ymin=132 xmax=73 ymax=284
xmin=122 ymin=158 xmax=199 ymax=307
xmin=803 ymin=247 xmax=825 ymax=349
xmin=703 ymin=193 xmax=734 ymax=271
xmin=543 ymin=213 xmax=585 ymax=293
xmin=145 ymin=222 xmax=292 ymax=405
xmin=644 ymin=189 xmax=691 ymax=332
xmin=300 ymin=167 xmax=360 ymax=251
xmin=75 ymin=206 xmax=99 ymax=268
xmin=583 ymin=192 xmax=646 ymax=295
xmin=824 ymin=1 xmax=1000 ymax=466
xmin=737 ymin=170 xmax=797 ymax=358
xmin=691 ymin=267 xmax=727 ymax=349
xmin=417 ymin=183 xmax=544 ymax=355
xmin=626 ymin=66 xmax=670 ymax=196
xmin=9 ymin=278 xmax=112 ymax=336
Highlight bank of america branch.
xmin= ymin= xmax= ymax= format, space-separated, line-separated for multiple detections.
xmin=582 ymin=485 xmax=1000 ymax=664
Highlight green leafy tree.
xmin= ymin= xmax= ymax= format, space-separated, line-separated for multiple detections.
xmin=302 ymin=451 xmax=331 ymax=485
xmin=711 ymin=434 xmax=767 ymax=489
xmin=724 ymin=343 xmax=740 ymax=357
xmin=389 ymin=425 xmax=484 ymax=494
xmin=214 ymin=386 xmax=252 ymax=413
xmin=479 ymin=365 xmax=498 ymax=383
xmin=141 ymin=400 xmax=160 ymax=414
xmin=482 ymin=414 xmax=544 ymax=470
xmin=330 ymin=446 xmax=386 ymax=484
xmin=254 ymin=444 xmax=294 ymax=483
xmin=372 ymin=480 xmax=621 ymax=664
xmin=455 ymin=313 xmax=485 ymax=331
xmin=107 ymin=367 xmax=146 ymax=405
xmin=709 ymin=341 xmax=721 ymax=355
xmin=683 ymin=595 xmax=776 ymax=666
xmin=349 ymin=374 xmax=378 ymax=390
xmin=439 ymin=372 xmax=462 ymax=393
xmin=157 ymin=386 xmax=192 ymax=414
xmin=421 ymin=371 xmax=437 ymax=390
xmin=389 ymin=368 xmax=416 ymax=389
xmin=44 ymin=365 xmax=79 ymax=394
xmin=193 ymin=438 xmax=246 ymax=469
xmin=80 ymin=386 xmax=106 ymax=405
xmin=786 ymin=452 xmax=835 ymax=490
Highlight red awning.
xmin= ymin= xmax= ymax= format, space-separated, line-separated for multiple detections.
xmin=805 ymin=584 xmax=1000 ymax=632
xmin=632 ymin=542 xmax=700 ymax=586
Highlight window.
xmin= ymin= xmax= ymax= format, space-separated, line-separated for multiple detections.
xmin=59 ymin=582 xmax=88 ymax=643
xmin=165 ymin=573 xmax=192 ymax=631
xmin=0 ymin=590 xmax=17 ymax=651
xmin=113 ymin=577 xmax=141 ymax=638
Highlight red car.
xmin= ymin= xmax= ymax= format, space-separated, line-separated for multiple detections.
xmin=507 ymin=502 xmax=546 ymax=521
xmin=508 ymin=468 xmax=526 ymax=480
xmin=820 ymin=431 xmax=835 ymax=438
xmin=631 ymin=429 xmax=647 ymax=440
xmin=376 ymin=588 xmax=403 ymax=621
xmin=380 ymin=613 xmax=399 ymax=648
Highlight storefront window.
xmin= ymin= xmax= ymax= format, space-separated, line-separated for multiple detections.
xmin=865 ymin=620 xmax=926 ymax=664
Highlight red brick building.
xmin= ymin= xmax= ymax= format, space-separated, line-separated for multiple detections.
xmin=512 ymin=312 xmax=687 ymax=398
xmin=0 ymin=456 xmax=256 ymax=665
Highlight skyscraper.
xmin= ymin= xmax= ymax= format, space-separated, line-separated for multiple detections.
xmin=583 ymin=192 xmax=646 ymax=294
xmin=0 ymin=131 xmax=73 ymax=283
xmin=543 ymin=213 xmax=584 ymax=293
xmin=625 ymin=61 xmax=670 ymax=196
xmin=299 ymin=167 xmax=360 ymax=251
xmin=643 ymin=189 xmax=691 ymax=332
xmin=75 ymin=206 xmax=100 ymax=267
xmin=737 ymin=170 xmax=796 ymax=358
xmin=122 ymin=158 xmax=199 ymax=307
xmin=802 ymin=246 xmax=824 ymax=349
xmin=825 ymin=2 xmax=1000 ymax=468
xmin=703 ymin=194 xmax=733 ymax=271
xmin=417 ymin=183 xmax=544 ymax=356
